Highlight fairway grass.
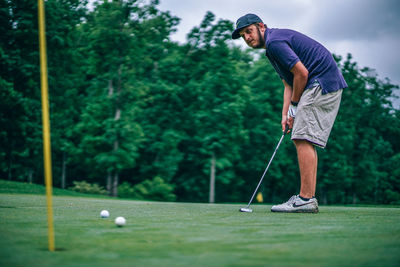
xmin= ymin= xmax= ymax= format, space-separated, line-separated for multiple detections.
xmin=1 ymin=194 xmax=399 ymax=267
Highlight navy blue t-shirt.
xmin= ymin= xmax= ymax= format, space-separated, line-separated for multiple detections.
xmin=264 ymin=28 xmax=347 ymax=94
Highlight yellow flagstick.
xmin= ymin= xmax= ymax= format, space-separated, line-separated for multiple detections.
xmin=38 ymin=0 xmax=55 ymax=252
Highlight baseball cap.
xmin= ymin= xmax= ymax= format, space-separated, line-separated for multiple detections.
xmin=231 ymin=14 xmax=263 ymax=39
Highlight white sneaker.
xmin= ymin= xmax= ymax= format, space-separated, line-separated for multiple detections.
xmin=271 ymin=195 xmax=319 ymax=213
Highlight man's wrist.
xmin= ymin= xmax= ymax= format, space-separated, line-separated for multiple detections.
xmin=287 ymin=104 xmax=297 ymax=118
xmin=290 ymin=100 xmax=299 ymax=106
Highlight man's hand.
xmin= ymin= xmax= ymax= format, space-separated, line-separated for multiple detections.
xmin=287 ymin=115 xmax=294 ymax=130
xmin=281 ymin=115 xmax=290 ymax=133
xmin=284 ymin=103 xmax=296 ymax=131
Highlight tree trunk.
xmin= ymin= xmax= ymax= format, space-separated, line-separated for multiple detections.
xmin=28 ymin=170 xmax=33 ymax=184
xmin=8 ymin=150 xmax=12 ymax=180
xmin=209 ymin=153 xmax=216 ymax=203
xmin=112 ymin=172 xmax=119 ymax=197
xmin=61 ymin=152 xmax=67 ymax=189
xmin=107 ymin=78 xmax=114 ymax=197
xmin=110 ymin=65 xmax=122 ymax=198
xmin=108 ymin=79 xmax=113 ymax=95
xmin=374 ymin=176 xmax=379 ymax=204
xmin=323 ymin=192 xmax=327 ymax=205
xmin=107 ymin=172 xmax=112 ymax=196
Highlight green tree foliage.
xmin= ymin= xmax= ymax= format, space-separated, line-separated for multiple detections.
xmin=44 ymin=0 xmax=88 ymax=189
xmin=171 ymin=12 xmax=249 ymax=202
xmin=318 ymin=54 xmax=400 ymax=204
xmin=1 ymin=0 xmax=399 ymax=204
xmin=0 ymin=0 xmax=42 ymax=182
xmin=0 ymin=78 xmax=27 ymax=180
xmin=70 ymin=0 xmax=179 ymax=196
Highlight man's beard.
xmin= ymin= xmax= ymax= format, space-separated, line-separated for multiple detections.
xmin=253 ymin=28 xmax=265 ymax=49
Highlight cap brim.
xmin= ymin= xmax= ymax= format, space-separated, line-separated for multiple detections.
xmin=231 ymin=28 xmax=242 ymax=39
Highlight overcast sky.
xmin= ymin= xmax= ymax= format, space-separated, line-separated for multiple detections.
xmin=158 ymin=0 xmax=400 ymax=102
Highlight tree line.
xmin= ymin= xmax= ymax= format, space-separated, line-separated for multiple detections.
xmin=1 ymin=0 xmax=399 ymax=204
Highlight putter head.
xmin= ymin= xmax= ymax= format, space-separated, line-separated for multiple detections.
xmin=239 ymin=207 xmax=253 ymax=213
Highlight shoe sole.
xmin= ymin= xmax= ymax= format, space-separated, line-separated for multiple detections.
xmin=271 ymin=207 xmax=319 ymax=213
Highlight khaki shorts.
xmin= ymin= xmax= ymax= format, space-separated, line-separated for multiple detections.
xmin=292 ymin=84 xmax=343 ymax=148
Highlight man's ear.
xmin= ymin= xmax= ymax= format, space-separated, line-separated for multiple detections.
xmin=257 ymin=22 xmax=265 ymax=29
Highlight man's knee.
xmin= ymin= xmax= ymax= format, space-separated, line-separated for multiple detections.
xmin=293 ymin=139 xmax=312 ymax=147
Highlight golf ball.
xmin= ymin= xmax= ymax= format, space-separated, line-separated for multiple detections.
xmin=115 ymin=216 xmax=126 ymax=227
xmin=100 ymin=210 xmax=110 ymax=218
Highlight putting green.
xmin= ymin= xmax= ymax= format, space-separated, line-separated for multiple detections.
xmin=1 ymin=193 xmax=399 ymax=266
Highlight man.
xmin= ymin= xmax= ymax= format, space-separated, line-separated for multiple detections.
xmin=232 ymin=14 xmax=347 ymax=213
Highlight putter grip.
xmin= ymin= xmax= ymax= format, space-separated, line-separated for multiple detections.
xmin=284 ymin=124 xmax=290 ymax=135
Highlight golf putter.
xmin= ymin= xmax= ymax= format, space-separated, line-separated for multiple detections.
xmin=239 ymin=124 xmax=290 ymax=213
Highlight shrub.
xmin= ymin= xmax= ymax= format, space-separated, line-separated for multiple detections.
xmin=69 ymin=181 xmax=107 ymax=195
xmin=118 ymin=182 xmax=135 ymax=198
xmin=118 ymin=177 xmax=176 ymax=201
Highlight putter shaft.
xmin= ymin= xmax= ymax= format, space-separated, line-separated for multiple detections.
xmin=242 ymin=127 xmax=288 ymax=211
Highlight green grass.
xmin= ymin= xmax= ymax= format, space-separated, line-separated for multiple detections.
xmin=0 ymin=179 xmax=109 ymax=198
xmin=0 ymin=182 xmax=400 ymax=266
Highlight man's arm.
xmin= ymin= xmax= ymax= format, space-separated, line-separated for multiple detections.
xmin=284 ymin=61 xmax=309 ymax=129
xmin=282 ymin=79 xmax=292 ymax=132
xmin=290 ymin=61 xmax=309 ymax=103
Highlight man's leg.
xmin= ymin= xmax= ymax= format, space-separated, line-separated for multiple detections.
xmin=270 ymin=140 xmax=319 ymax=212
xmin=294 ymin=139 xmax=317 ymax=199
xmin=313 ymin=147 xmax=318 ymax=196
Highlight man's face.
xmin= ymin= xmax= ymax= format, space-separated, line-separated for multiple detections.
xmin=239 ymin=24 xmax=265 ymax=49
